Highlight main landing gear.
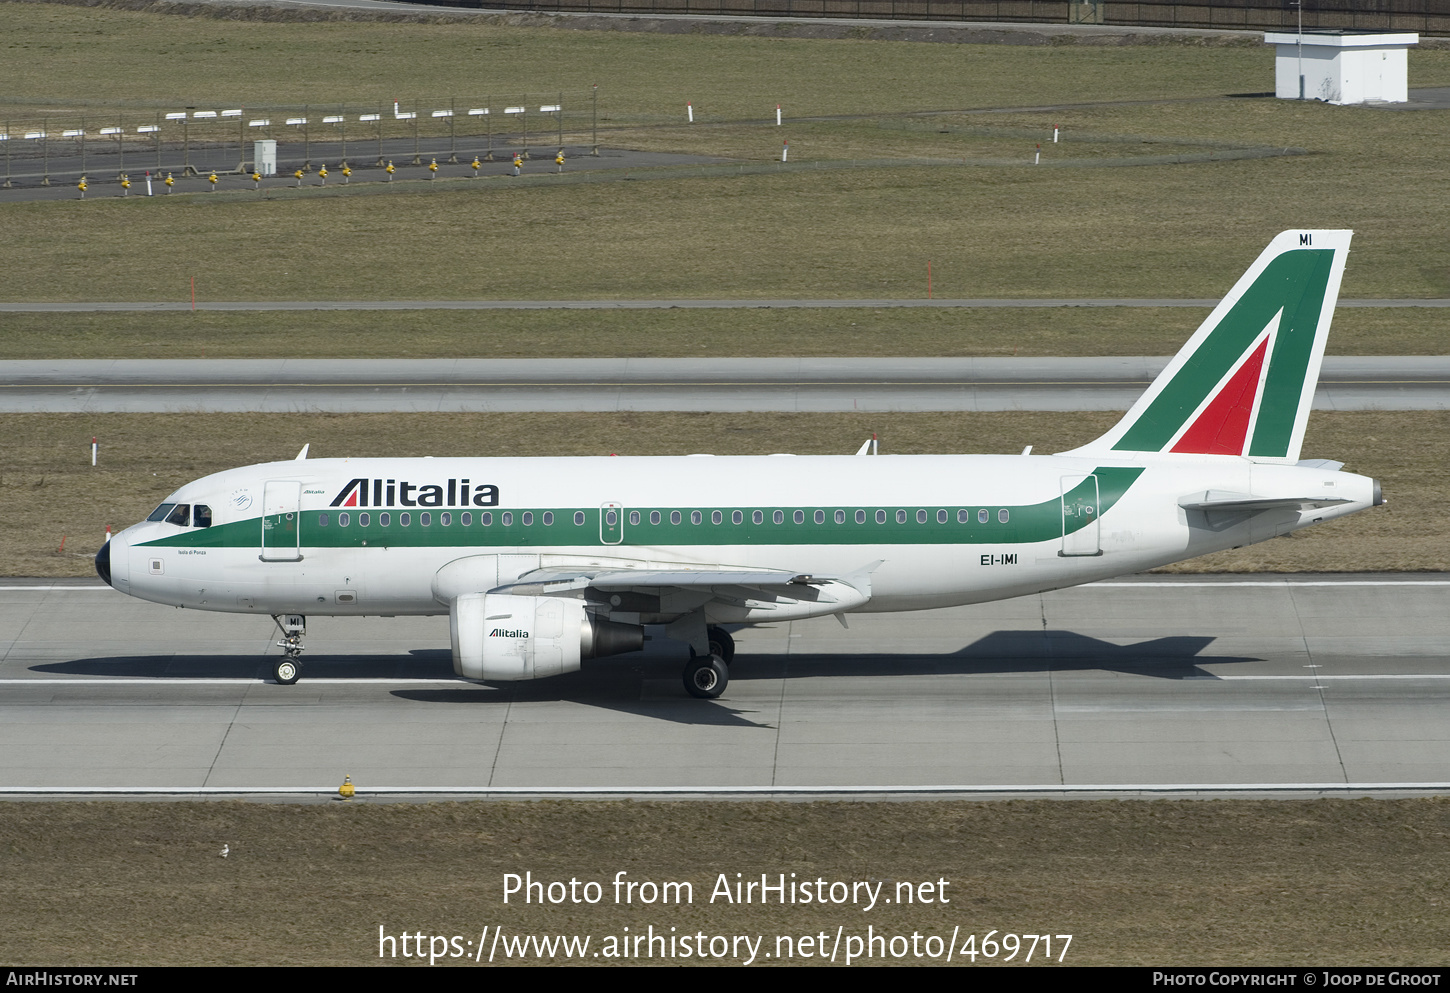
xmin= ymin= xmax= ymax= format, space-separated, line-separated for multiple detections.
xmin=682 ymin=625 xmax=737 ymax=699
xmin=272 ymin=614 xmax=306 ymax=685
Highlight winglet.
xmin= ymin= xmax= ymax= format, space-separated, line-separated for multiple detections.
xmin=1062 ymin=230 xmax=1351 ymax=464
xmin=294 ymin=444 xmax=310 ymax=461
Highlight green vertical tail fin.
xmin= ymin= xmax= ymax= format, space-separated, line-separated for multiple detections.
xmin=1064 ymin=230 xmax=1351 ymax=463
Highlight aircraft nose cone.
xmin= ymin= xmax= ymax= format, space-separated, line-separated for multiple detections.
xmin=95 ymin=541 xmax=112 ymax=586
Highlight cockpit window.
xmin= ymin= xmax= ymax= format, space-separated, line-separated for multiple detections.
xmin=193 ymin=504 xmax=212 ymax=528
xmin=164 ymin=504 xmax=191 ymax=527
xmin=147 ymin=503 xmax=176 ymax=523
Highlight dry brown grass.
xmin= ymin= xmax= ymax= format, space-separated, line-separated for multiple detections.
xmin=0 ymin=306 xmax=1444 ymax=358
xmin=2 ymin=797 xmax=1449 ymax=966
xmin=2 ymin=410 xmax=1440 ymax=578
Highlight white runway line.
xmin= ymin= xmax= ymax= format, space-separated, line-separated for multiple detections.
xmin=4 ymin=783 xmax=1450 ymax=796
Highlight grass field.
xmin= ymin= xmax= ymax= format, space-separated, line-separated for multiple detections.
xmin=1 ymin=305 xmax=1445 ymax=358
xmin=0 ymin=2 xmax=1290 ymax=117
xmin=3 ymin=410 xmax=1440 ymax=578
xmin=3 ymin=3 xmax=1450 ymax=315
xmin=3 ymin=798 xmax=1449 ymax=966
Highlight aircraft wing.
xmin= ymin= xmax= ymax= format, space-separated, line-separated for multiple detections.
xmin=491 ymin=563 xmax=874 ymax=619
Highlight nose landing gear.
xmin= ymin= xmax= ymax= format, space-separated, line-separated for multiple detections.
xmin=271 ymin=614 xmax=306 ymax=685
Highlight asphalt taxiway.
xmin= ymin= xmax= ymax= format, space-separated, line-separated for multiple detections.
xmin=3 ymin=357 xmax=1446 ymax=413
xmin=2 ymin=576 xmax=1447 ymax=797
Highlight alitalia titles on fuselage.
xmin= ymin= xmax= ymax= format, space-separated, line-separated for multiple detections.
xmin=330 ymin=477 xmax=500 ymax=509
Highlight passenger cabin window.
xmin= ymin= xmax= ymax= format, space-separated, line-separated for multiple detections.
xmin=999 ymin=509 xmax=1011 ymax=523
xmin=193 ymin=504 xmax=212 ymax=528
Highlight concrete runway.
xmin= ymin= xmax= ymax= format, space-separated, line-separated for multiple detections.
xmin=4 ymin=357 xmax=1447 ymax=413
xmin=2 ymin=576 xmax=1447 ymax=796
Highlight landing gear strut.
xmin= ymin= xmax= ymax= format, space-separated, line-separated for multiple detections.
xmin=271 ymin=614 xmax=305 ymax=685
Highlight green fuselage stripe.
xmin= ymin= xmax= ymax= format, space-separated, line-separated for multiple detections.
xmin=141 ymin=467 xmax=1144 ymax=552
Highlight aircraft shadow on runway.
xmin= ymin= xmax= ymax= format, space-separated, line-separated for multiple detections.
xmin=39 ymin=630 xmax=1259 ymax=728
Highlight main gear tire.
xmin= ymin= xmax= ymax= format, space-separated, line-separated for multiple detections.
xmin=683 ymin=655 xmax=729 ymax=699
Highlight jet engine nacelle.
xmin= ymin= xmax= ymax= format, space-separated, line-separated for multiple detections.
xmin=449 ymin=593 xmax=643 ymax=681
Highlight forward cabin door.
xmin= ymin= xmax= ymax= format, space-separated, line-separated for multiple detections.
xmin=1060 ymin=474 xmax=1101 ymax=557
xmin=600 ymin=502 xmax=624 ymax=545
xmin=261 ymin=480 xmax=303 ymax=561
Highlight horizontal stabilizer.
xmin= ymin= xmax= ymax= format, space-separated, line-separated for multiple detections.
xmin=1178 ymin=490 xmax=1351 ymax=512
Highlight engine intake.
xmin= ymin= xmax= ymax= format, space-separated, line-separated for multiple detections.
xmin=449 ymin=593 xmax=643 ymax=681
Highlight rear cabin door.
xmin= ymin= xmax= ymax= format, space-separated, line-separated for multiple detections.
xmin=1060 ymin=474 xmax=1101 ymax=557
xmin=261 ymin=480 xmax=303 ymax=561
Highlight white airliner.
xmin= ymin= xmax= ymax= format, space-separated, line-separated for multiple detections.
xmin=96 ymin=230 xmax=1381 ymax=698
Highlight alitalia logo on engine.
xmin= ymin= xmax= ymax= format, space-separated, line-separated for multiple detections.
xmin=330 ymin=478 xmax=500 ymax=509
xmin=489 ymin=628 xmax=529 ymax=638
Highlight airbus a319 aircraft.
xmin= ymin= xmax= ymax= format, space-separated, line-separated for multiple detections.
xmin=96 ymin=230 xmax=1381 ymax=698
